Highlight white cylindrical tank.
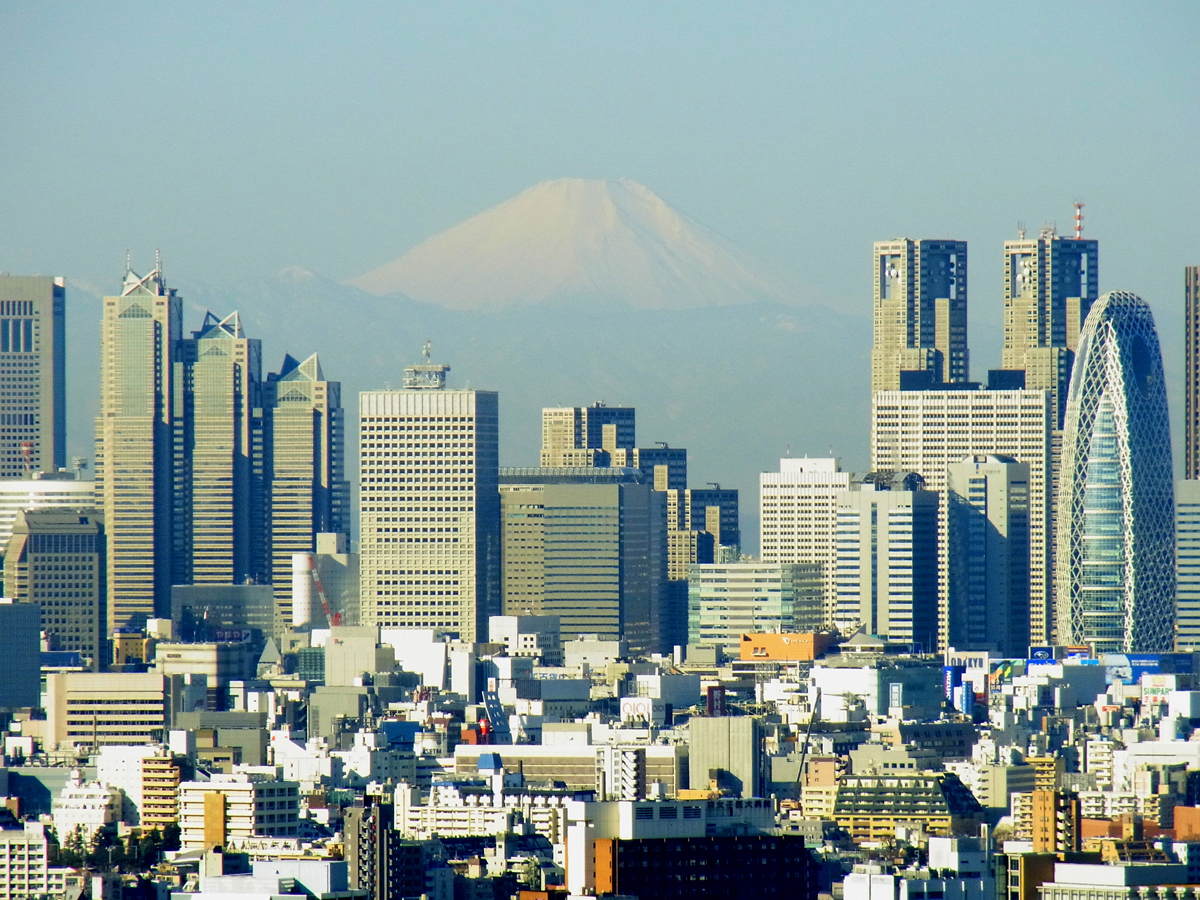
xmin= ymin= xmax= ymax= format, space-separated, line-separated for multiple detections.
xmin=292 ymin=553 xmax=316 ymax=628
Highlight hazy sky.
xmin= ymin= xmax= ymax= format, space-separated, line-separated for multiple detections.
xmin=3 ymin=3 xmax=1200 ymax=378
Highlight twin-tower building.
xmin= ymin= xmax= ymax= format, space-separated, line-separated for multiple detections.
xmin=865 ymin=225 xmax=1175 ymax=654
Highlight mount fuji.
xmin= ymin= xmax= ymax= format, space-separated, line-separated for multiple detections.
xmin=348 ymin=178 xmax=800 ymax=310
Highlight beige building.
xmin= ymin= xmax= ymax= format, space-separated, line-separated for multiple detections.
xmin=96 ymin=744 xmax=181 ymax=827
xmin=358 ymin=352 xmax=500 ymax=642
xmin=95 ymin=263 xmax=182 ymax=630
xmin=0 ymin=820 xmax=79 ymax=900
xmin=179 ymin=772 xmax=300 ymax=850
xmin=759 ymin=458 xmax=852 ymax=627
xmin=44 ymin=672 xmax=167 ymax=750
xmin=0 ymin=275 xmax=66 ymax=479
xmin=0 ymin=472 xmax=92 ymax=564
xmin=871 ymin=239 xmax=968 ymax=393
xmin=540 ymin=403 xmax=634 ymax=468
xmin=871 ymin=389 xmax=1053 ymax=647
xmin=3 ymin=509 xmax=104 ymax=668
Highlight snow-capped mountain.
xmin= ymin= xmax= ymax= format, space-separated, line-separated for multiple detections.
xmin=348 ymin=178 xmax=800 ymax=310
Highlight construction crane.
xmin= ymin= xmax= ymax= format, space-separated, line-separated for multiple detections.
xmin=307 ymin=555 xmax=341 ymax=626
xmin=793 ymin=687 xmax=821 ymax=814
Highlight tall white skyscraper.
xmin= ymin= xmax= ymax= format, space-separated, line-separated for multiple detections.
xmin=358 ymin=348 xmax=500 ymax=641
xmin=871 ymin=389 xmax=1053 ymax=649
xmin=759 ymin=458 xmax=852 ymax=627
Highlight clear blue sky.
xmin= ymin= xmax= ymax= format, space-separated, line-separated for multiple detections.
xmin=2 ymin=2 xmax=1198 ymax=358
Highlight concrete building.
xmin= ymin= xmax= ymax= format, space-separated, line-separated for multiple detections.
xmin=871 ymin=388 xmax=1053 ymax=647
xmin=689 ymin=716 xmax=763 ymax=798
xmin=871 ymin=238 xmax=968 ymax=392
xmin=666 ymin=487 xmax=740 ymax=551
xmin=760 ymin=457 xmax=853 ymax=627
xmin=152 ymin=642 xmax=257 ymax=703
xmin=0 ymin=471 xmax=92 ymax=568
xmin=488 ymin=615 xmax=563 ymax=666
xmin=181 ymin=858 xmax=363 ymax=900
xmin=687 ymin=562 xmax=823 ymax=656
xmin=52 ymin=770 xmax=122 ymax=842
xmin=498 ymin=476 xmax=668 ymax=654
xmin=1000 ymin=228 xmax=1099 ymax=427
xmin=832 ymin=772 xmax=984 ymax=843
xmin=454 ymin=743 xmax=687 ymax=796
xmin=1036 ymin=862 xmax=1191 ymax=900
xmin=0 ymin=818 xmax=76 ymax=900
xmin=359 ymin=348 xmax=500 ymax=641
xmin=0 ymin=599 xmax=39 ymax=709
xmin=612 ymin=445 xmax=687 ymax=491
xmin=0 ymin=275 xmax=65 ymax=479
xmin=264 ymin=353 xmax=350 ymax=624
xmin=96 ymin=743 xmax=181 ymax=827
xmin=95 ymin=261 xmax=182 ymax=628
xmin=4 ymin=509 xmax=104 ymax=666
xmin=947 ymin=455 xmax=1031 ymax=657
xmin=834 ymin=473 xmax=939 ymax=651
xmin=809 ymin=654 xmax=944 ymax=723
xmin=1055 ymin=292 xmax=1175 ymax=652
xmin=1177 ymin=480 xmax=1200 ymax=650
xmin=179 ymin=772 xmax=301 ymax=849
xmin=540 ymin=402 xmax=635 ymax=468
xmin=170 ymin=583 xmax=277 ymax=640
xmin=44 ymin=671 xmax=167 ymax=750
xmin=324 ymin=626 xmax=396 ymax=686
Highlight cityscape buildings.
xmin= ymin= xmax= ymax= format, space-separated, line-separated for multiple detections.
xmin=871 ymin=239 xmax=968 ymax=392
xmin=687 ymin=561 xmax=822 ymax=655
xmin=358 ymin=347 xmax=501 ymax=641
xmin=0 ymin=470 xmax=93 ymax=566
xmin=1187 ymin=266 xmax=1200 ymax=479
xmin=0 ymin=275 xmax=65 ymax=479
xmin=871 ymin=388 xmax=1053 ymax=648
xmin=833 ymin=473 xmax=939 ymax=650
xmin=1055 ymin=291 xmax=1175 ymax=653
xmin=540 ymin=402 xmax=635 ymax=467
xmin=947 ymin=455 xmax=1031 ymax=657
xmin=1000 ymin=227 xmax=1099 ymax=427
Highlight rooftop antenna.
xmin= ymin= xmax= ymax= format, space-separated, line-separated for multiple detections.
xmin=655 ymin=441 xmax=669 ymax=449
xmin=423 ymin=339 xmax=432 ymax=363
xmin=707 ymin=482 xmax=721 ymax=491
xmin=1017 ymin=222 xmax=1026 ymax=240
xmin=1074 ymin=202 xmax=1085 ymax=240
xmin=784 ymin=443 xmax=791 ymax=458
xmin=155 ymin=247 xmax=161 ymax=274
xmin=125 ymin=250 xmax=132 ymax=277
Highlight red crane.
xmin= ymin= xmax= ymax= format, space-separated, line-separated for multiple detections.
xmin=307 ymin=555 xmax=342 ymax=627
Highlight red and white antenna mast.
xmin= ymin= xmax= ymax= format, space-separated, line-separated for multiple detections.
xmin=1074 ymin=202 xmax=1085 ymax=240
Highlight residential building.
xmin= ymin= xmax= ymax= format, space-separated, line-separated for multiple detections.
xmin=0 ymin=818 xmax=75 ymax=900
xmin=95 ymin=261 xmax=182 ymax=628
xmin=540 ymin=402 xmax=635 ymax=467
xmin=359 ymin=347 xmax=500 ymax=641
xmin=834 ymin=473 xmax=939 ymax=650
xmin=96 ymin=744 xmax=181 ymax=827
xmin=4 ymin=509 xmax=104 ymax=667
xmin=0 ymin=599 xmax=39 ymax=709
xmin=0 ymin=275 xmax=65 ymax=478
xmin=871 ymin=238 xmax=968 ymax=392
xmin=264 ymin=353 xmax=349 ymax=624
xmin=832 ymin=772 xmax=984 ymax=843
xmin=1055 ymin=292 xmax=1175 ymax=652
xmin=498 ymin=476 xmax=668 ymax=654
xmin=871 ymin=388 xmax=1053 ymax=647
xmin=1037 ymin=862 xmax=1192 ymax=900
xmin=947 ymin=455 xmax=1030 ymax=656
xmin=687 ymin=562 xmax=822 ymax=656
xmin=179 ymin=772 xmax=300 ymax=850
xmin=44 ymin=671 xmax=167 ymax=750
xmin=0 ymin=471 xmax=92 ymax=566
xmin=1011 ymin=790 xmax=1081 ymax=852
xmin=592 ymin=835 xmax=818 ymax=900
xmin=1178 ymin=480 xmax=1200 ymax=650
xmin=345 ymin=794 xmax=427 ymax=900
xmin=52 ymin=771 xmax=122 ymax=842
xmin=1000 ymin=228 xmax=1099 ymax=427
xmin=760 ymin=458 xmax=853 ymax=627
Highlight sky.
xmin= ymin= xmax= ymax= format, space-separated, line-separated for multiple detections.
xmin=2 ymin=3 xmax=1200 ymax=486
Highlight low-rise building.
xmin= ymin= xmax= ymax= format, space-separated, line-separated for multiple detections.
xmin=832 ymin=772 xmax=984 ymax=843
xmin=44 ymin=671 xmax=167 ymax=750
xmin=179 ymin=772 xmax=300 ymax=850
xmin=52 ymin=771 xmax=122 ymax=842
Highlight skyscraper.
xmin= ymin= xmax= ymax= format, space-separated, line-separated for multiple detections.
xmin=1185 ymin=266 xmax=1200 ymax=479
xmin=759 ymin=458 xmax=852 ymax=628
xmin=265 ymin=354 xmax=349 ymax=622
xmin=1055 ymin=292 xmax=1174 ymax=653
xmin=1175 ymin=480 xmax=1200 ymax=651
xmin=4 ymin=509 xmax=105 ymax=668
xmin=359 ymin=347 xmax=500 ymax=640
xmin=833 ymin=473 xmax=939 ymax=650
xmin=541 ymin=402 xmax=635 ymax=467
xmin=871 ymin=239 xmax=968 ymax=392
xmin=176 ymin=311 xmax=264 ymax=586
xmin=871 ymin=389 xmax=1053 ymax=648
xmin=0 ymin=276 xmax=65 ymax=477
xmin=96 ymin=261 xmax=182 ymax=629
xmin=1001 ymin=228 xmax=1099 ymax=427
xmin=947 ymin=455 xmax=1030 ymax=657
